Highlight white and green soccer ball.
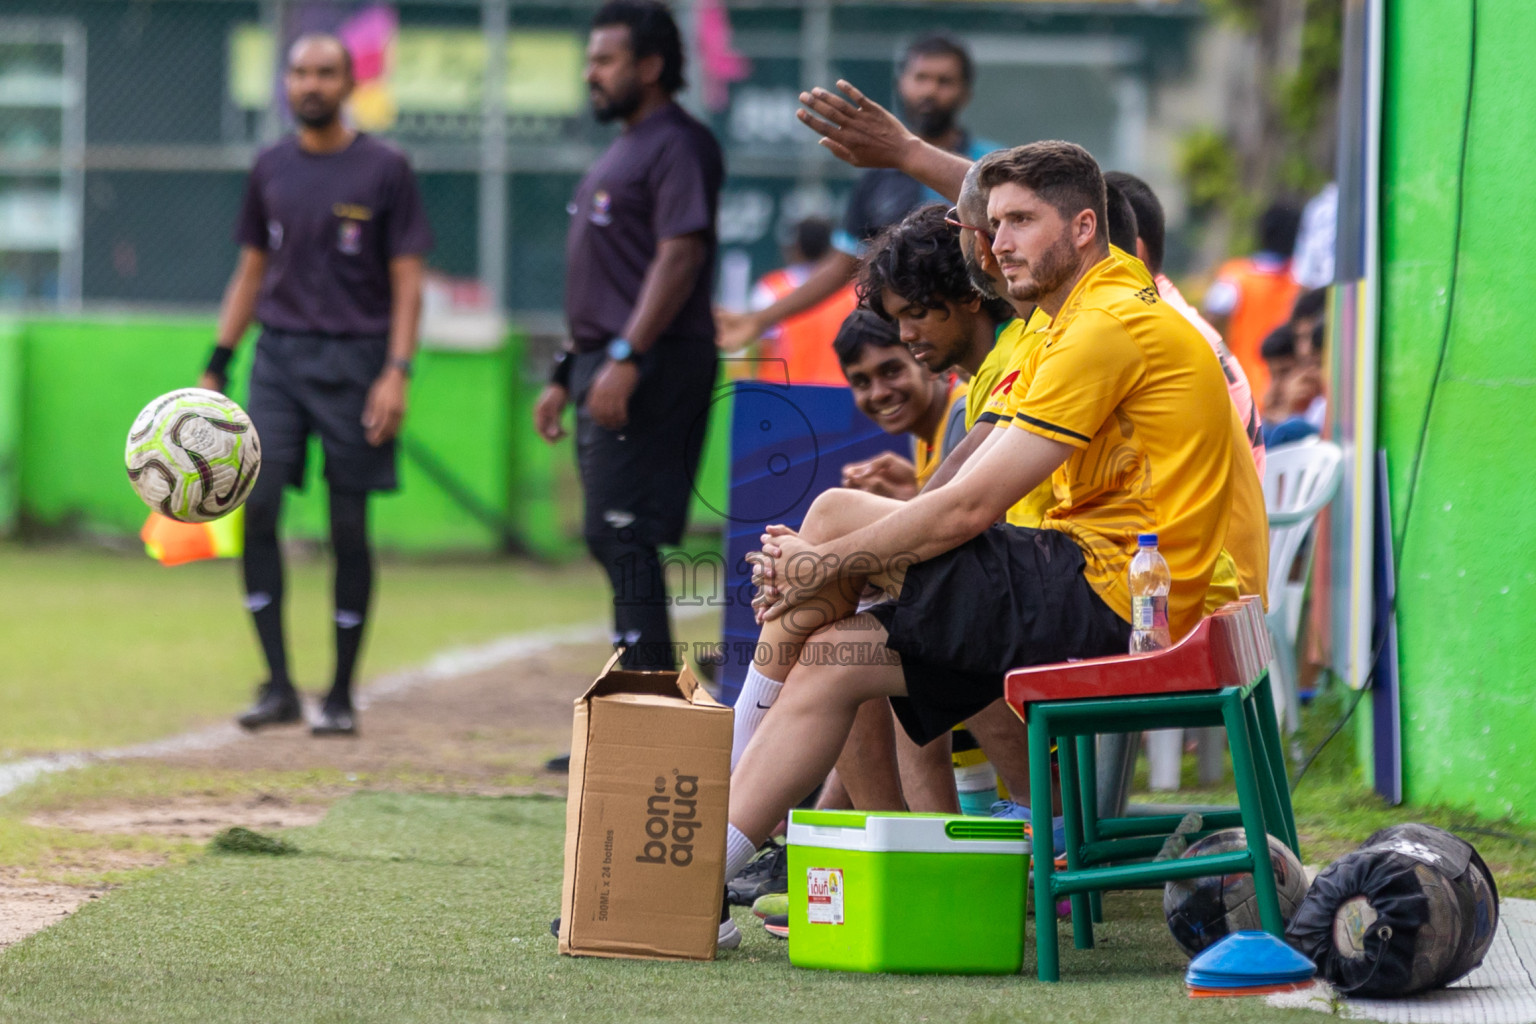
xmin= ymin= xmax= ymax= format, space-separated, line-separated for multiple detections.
xmin=124 ymin=388 xmax=261 ymax=523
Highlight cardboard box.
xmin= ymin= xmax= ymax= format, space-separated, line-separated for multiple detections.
xmin=558 ymin=652 xmax=733 ymax=960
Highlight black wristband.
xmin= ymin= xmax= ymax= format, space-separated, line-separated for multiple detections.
xmin=205 ymin=344 xmax=234 ymax=379
xmin=550 ymin=351 xmax=573 ymax=389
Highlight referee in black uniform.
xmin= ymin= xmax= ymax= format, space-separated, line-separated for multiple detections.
xmin=201 ymin=34 xmax=432 ymax=736
xmin=534 ymin=0 xmax=723 ymax=678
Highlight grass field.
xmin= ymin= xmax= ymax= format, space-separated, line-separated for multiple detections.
xmin=0 ymin=792 xmax=1325 ymax=1024
xmin=3 ymin=543 xmax=1533 ymax=1022
xmin=0 ymin=542 xmax=611 ymax=753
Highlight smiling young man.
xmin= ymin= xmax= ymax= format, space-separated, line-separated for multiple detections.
xmin=718 ymin=142 xmax=1269 ymax=892
xmin=835 ymin=309 xmax=966 ymax=501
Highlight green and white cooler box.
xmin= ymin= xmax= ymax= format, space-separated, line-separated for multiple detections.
xmin=786 ymin=809 xmax=1031 ymax=974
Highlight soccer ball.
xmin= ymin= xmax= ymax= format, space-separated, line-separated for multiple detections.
xmin=1163 ymin=829 xmax=1310 ymax=957
xmin=124 ymin=388 xmax=261 ymax=523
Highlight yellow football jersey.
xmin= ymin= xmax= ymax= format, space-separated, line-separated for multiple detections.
xmin=1009 ymin=249 xmax=1269 ymax=639
xmin=913 ymin=376 xmax=968 ymax=490
xmin=973 ymin=308 xmax=1055 ymax=527
xmin=964 ymin=320 xmax=1019 ymax=433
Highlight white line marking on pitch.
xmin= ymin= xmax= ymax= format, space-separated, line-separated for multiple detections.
xmin=0 ymin=608 xmax=718 ymax=800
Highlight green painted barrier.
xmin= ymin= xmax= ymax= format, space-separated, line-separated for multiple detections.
xmin=0 ymin=320 xmax=19 ymax=535
xmin=7 ymin=316 xmax=730 ymax=559
xmin=1377 ymin=0 xmax=1536 ymax=821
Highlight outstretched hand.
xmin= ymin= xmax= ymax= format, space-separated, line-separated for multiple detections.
xmin=796 ymin=80 xmax=917 ymax=170
xmin=714 ymin=308 xmax=765 ymax=352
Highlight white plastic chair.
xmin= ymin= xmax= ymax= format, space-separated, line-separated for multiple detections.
xmin=1143 ymin=437 xmax=1343 ymax=791
xmin=1261 ymin=436 xmax=1343 ymax=734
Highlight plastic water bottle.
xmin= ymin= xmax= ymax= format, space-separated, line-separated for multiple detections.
xmin=1128 ymin=532 xmax=1172 ymax=654
xmin=951 ymin=728 xmax=1000 ymax=816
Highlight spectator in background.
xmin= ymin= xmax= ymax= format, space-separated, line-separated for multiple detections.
xmin=733 ymin=216 xmax=857 ymax=384
xmin=716 ymin=33 xmax=995 ymax=351
xmin=1288 ymin=286 xmax=1328 ymax=344
xmin=1204 ymin=201 xmax=1303 ymax=405
xmin=1259 ymin=318 xmax=1326 ymax=447
xmin=1106 ymin=171 xmax=1265 ymax=474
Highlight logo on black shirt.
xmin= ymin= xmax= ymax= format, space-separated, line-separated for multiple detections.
xmin=337 ymin=220 xmax=362 ymax=255
xmin=590 ymin=190 xmax=613 ymax=227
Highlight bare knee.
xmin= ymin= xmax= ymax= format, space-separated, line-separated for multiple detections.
xmin=800 ymin=488 xmax=900 ymax=544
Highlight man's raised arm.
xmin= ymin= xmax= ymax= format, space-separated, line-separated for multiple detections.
xmin=797 ymin=81 xmax=973 ymax=204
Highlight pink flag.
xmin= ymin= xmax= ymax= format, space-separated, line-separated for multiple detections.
xmin=339 ymin=4 xmax=397 ymax=83
xmin=696 ymin=0 xmax=750 ymax=113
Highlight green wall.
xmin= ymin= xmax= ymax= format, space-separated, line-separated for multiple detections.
xmin=0 ymin=316 xmax=728 ymax=559
xmin=0 ymin=321 xmax=20 ymax=535
xmin=10 ymin=317 xmax=527 ymax=554
xmin=1378 ymin=0 xmax=1536 ymax=820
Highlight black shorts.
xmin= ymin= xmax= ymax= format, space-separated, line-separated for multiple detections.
xmin=569 ymin=339 xmax=718 ymax=548
xmin=869 ymin=525 xmax=1131 ymax=745
xmin=246 ymin=329 xmax=397 ymax=493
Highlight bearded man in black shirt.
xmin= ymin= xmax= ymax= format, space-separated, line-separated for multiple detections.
xmin=201 ymin=33 xmax=432 ymax=736
xmin=534 ymin=0 xmax=724 ymax=676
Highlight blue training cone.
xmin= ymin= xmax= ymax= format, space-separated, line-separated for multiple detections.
xmin=1186 ymin=931 xmax=1316 ymax=998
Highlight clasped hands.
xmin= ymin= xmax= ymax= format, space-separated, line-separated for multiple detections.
xmin=746 ymin=525 xmax=826 ymax=625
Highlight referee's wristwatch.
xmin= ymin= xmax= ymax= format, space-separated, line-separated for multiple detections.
xmin=605 ymin=337 xmax=636 ymax=364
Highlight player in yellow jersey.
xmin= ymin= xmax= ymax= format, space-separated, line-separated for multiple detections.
xmin=789 ymin=93 xmax=1271 ymax=619
xmin=714 ymin=143 xmax=1269 ymax=886
xmin=960 ymin=177 xmax=1146 ymax=527
xmin=857 ymin=206 xmax=1015 ymax=399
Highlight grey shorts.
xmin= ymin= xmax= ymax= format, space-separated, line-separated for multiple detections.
xmin=246 ymin=329 xmax=397 ymax=493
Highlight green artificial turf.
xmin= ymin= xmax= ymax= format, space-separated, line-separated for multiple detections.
xmin=0 ymin=543 xmax=612 ymax=753
xmin=0 ymin=793 xmax=1322 ymax=1024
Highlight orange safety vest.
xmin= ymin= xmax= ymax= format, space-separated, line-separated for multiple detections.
xmin=754 ymin=270 xmax=859 ymax=386
xmin=1211 ymin=257 xmax=1300 ymax=403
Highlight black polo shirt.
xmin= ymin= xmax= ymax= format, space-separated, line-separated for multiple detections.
xmin=235 ymin=133 xmax=432 ymax=338
xmin=564 ymin=102 xmax=724 ymax=351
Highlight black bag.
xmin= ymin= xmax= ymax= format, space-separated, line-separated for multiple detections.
xmin=1285 ymin=823 xmax=1498 ymax=997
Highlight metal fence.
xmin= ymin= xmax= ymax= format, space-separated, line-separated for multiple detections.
xmin=0 ymin=0 xmax=1206 ymax=320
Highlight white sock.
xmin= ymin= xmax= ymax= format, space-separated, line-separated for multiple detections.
xmin=725 ymin=825 xmax=759 ymax=881
xmin=731 ymin=665 xmax=784 ymax=771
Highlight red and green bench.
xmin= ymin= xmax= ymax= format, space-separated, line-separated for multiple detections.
xmin=1004 ymin=597 xmax=1298 ymax=982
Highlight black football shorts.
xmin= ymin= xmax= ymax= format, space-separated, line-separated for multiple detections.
xmin=870 ymin=525 xmax=1131 ymax=745
xmin=246 ymin=328 xmax=397 ymax=493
